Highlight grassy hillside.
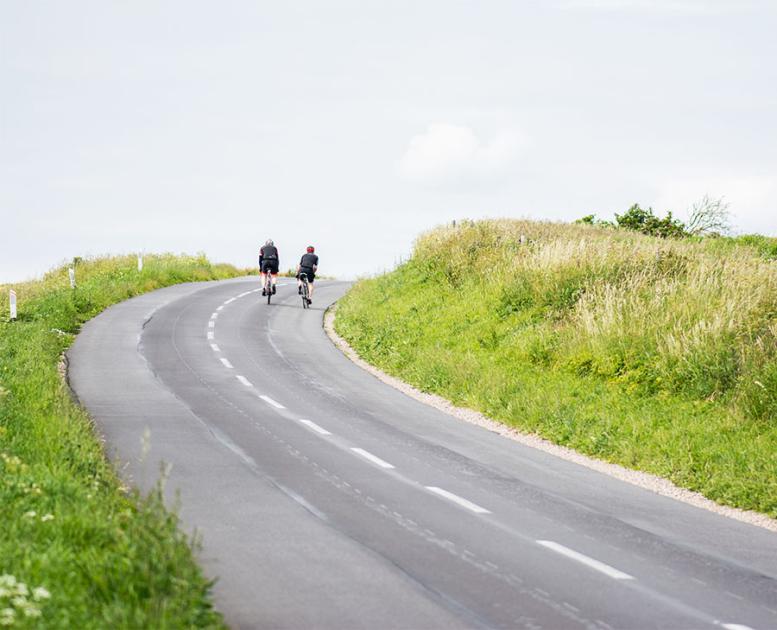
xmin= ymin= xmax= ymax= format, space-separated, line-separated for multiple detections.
xmin=0 ymin=254 xmax=246 ymax=628
xmin=335 ymin=221 xmax=777 ymax=517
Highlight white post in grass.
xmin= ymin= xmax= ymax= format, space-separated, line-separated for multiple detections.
xmin=9 ymin=289 xmax=17 ymax=320
xmin=68 ymin=267 xmax=76 ymax=288
xmin=137 ymin=253 xmax=143 ymax=272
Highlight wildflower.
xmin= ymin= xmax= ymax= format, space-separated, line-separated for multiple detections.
xmin=22 ymin=607 xmax=41 ymax=618
xmin=23 ymin=511 xmax=36 ymax=519
xmin=0 ymin=608 xmax=15 ymax=626
xmin=32 ymin=587 xmax=50 ymax=601
xmin=41 ymin=514 xmax=54 ymax=522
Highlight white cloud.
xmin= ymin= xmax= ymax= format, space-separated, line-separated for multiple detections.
xmin=397 ymin=124 xmax=520 ymax=184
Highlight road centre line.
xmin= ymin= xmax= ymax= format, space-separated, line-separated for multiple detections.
xmin=220 ymin=358 xmax=234 ymax=369
xmin=259 ymin=394 xmax=285 ymax=409
xmin=238 ymin=291 xmax=251 ymax=297
xmin=216 ymin=305 xmax=224 ymax=311
xmin=210 ymin=343 xmax=220 ymax=352
xmin=351 ymin=448 xmax=395 ymax=469
xmin=425 ymin=486 xmax=491 ymax=514
xmin=236 ymin=375 xmax=252 ymax=387
xmin=299 ymin=419 xmax=332 ymax=435
xmin=224 ymin=297 xmax=236 ymax=304
xmin=208 ymin=320 xmax=215 ymax=328
xmin=211 ymin=312 xmax=219 ymax=320
xmin=536 ymin=540 xmax=633 ymax=580
xmin=721 ymin=624 xmax=755 ymax=630
xmin=207 ymin=331 xmax=215 ymax=340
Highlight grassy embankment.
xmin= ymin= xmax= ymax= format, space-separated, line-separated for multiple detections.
xmin=335 ymin=221 xmax=777 ymax=517
xmin=0 ymin=254 xmax=246 ymax=628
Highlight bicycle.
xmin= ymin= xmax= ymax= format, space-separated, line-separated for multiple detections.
xmin=263 ymin=271 xmax=273 ymax=304
xmin=299 ymin=273 xmax=311 ymax=309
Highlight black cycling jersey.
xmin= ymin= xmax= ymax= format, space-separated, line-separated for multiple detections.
xmin=259 ymin=245 xmax=279 ymax=263
xmin=299 ymin=253 xmax=318 ymax=268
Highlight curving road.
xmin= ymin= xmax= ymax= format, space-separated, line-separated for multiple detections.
xmin=68 ymin=278 xmax=777 ymax=629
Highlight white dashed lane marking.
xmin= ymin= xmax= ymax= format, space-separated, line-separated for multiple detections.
xmin=259 ymin=394 xmax=285 ymax=409
xmin=426 ymin=486 xmax=491 ymax=514
xmin=224 ymin=297 xmax=236 ymax=304
xmin=537 ymin=541 xmax=633 ymax=580
xmin=299 ymin=419 xmax=332 ymax=435
xmin=211 ymin=312 xmax=219 ymax=320
xmin=208 ymin=320 xmax=215 ymax=328
xmin=351 ymin=448 xmax=395 ymax=469
xmin=207 ymin=331 xmax=215 ymax=340
xmin=216 ymin=305 xmax=224 ymax=311
xmin=721 ymin=625 xmax=755 ymax=630
xmin=210 ymin=343 xmax=220 ymax=352
xmin=236 ymin=375 xmax=252 ymax=387
xmin=220 ymin=358 xmax=234 ymax=369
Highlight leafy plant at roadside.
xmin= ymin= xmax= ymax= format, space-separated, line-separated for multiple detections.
xmin=0 ymin=254 xmax=244 ymax=628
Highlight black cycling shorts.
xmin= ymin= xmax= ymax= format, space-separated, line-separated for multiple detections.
xmin=298 ymin=267 xmax=315 ymax=283
xmin=261 ymin=260 xmax=279 ymax=274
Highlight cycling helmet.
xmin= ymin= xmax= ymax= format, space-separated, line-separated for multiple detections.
xmin=265 ymin=239 xmax=274 ymax=246
xmin=306 ymin=245 xmax=315 ymax=253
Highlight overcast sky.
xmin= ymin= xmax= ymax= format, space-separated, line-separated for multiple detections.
xmin=2 ymin=0 xmax=776 ymax=282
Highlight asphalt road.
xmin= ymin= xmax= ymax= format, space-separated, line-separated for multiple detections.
xmin=68 ymin=277 xmax=777 ymax=629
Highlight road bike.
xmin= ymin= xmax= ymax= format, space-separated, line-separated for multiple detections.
xmin=263 ymin=272 xmax=273 ymax=304
xmin=299 ymin=273 xmax=311 ymax=309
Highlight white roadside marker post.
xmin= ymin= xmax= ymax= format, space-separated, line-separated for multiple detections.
xmin=138 ymin=254 xmax=143 ymax=272
xmin=68 ymin=267 xmax=76 ymax=289
xmin=9 ymin=289 xmax=17 ymax=320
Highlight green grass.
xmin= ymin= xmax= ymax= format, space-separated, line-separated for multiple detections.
xmin=0 ymin=254 xmax=247 ymax=628
xmin=335 ymin=220 xmax=777 ymax=517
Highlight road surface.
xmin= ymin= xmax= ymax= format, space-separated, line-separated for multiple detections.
xmin=68 ymin=278 xmax=777 ymax=629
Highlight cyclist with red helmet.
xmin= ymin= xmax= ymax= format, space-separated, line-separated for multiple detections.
xmin=259 ymin=239 xmax=279 ymax=295
xmin=297 ymin=245 xmax=319 ymax=304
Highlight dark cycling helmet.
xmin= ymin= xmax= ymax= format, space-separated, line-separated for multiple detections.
xmin=306 ymin=245 xmax=315 ymax=253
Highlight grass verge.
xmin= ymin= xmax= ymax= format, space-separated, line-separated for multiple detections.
xmin=0 ymin=254 xmax=246 ymax=628
xmin=335 ymin=220 xmax=777 ymax=517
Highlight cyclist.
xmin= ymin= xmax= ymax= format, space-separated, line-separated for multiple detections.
xmin=297 ymin=245 xmax=319 ymax=304
xmin=259 ymin=239 xmax=280 ymax=295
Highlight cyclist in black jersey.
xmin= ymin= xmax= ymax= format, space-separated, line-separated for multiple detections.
xmin=259 ymin=239 xmax=279 ymax=295
xmin=297 ymin=245 xmax=319 ymax=304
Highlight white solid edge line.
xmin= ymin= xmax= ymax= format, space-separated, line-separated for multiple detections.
xmin=259 ymin=394 xmax=285 ymax=409
xmin=299 ymin=419 xmax=332 ymax=435
xmin=210 ymin=343 xmax=220 ymax=352
xmin=207 ymin=331 xmax=215 ymax=340
xmin=721 ymin=624 xmax=755 ymax=630
xmin=236 ymin=375 xmax=252 ymax=387
xmin=537 ymin=540 xmax=634 ymax=580
xmin=425 ymin=486 xmax=491 ymax=514
xmin=220 ymin=358 xmax=234 ymax=369
xmin=351 ymin=448 xmax=395 ymax=469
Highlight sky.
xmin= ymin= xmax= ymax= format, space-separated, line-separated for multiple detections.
xmin=2 ymin=0 xmax=776 ymax=282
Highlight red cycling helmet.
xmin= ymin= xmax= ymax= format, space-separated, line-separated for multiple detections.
xmin=306 ymin=245 xmax=315 ymax=253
